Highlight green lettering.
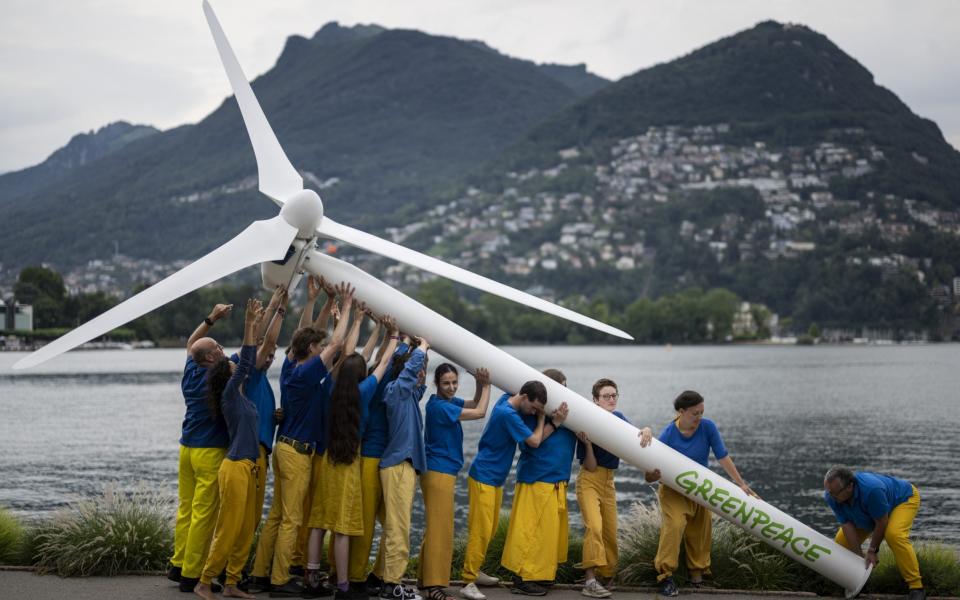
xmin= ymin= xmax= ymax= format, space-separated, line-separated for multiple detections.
xmin=734 ymin=502 xmax=754 ymax=525
xmin=708 ymin=487 xmax=729 ymax=508
xmin=675 ymin=471 xmax=698 ymax=495
xmin=760 ymin=521 xmax=783 ymax=539
xmin=804 ymin=544 xmax=831 ymax=563
xmin=773 ymin=527 xmax=795 ymax=548
xmin=694 ymin=477 xmax=713 ymax=502
xmin=720 ymin=496 xmax=740 ymax=515
xmin=790 ymin=536 xmax=810 ymax=556
xmin=751 ymin=509 xmax=771 ymax=528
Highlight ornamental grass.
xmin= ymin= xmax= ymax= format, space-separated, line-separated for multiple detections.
xmin=0 ymin=506 xmax=26 ymax=564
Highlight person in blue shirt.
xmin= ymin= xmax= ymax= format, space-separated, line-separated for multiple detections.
xmin=378 ymin=337 xmax=431 ymax=600
xmin=419 ymin=364 xmax=492 ymax=600
xmin=823 ymin=467 xmax=923 ymax=599
xmin=575 ymin=378 xmax=652 ymax=598
xmin=194 ymin=298 xmax=265 ymax=600
xmin=169 ymin=302 xmax=233 ymax=593
xmin=644 ymin=390 xmax=754 ymax=597
xmin=267 ymin=283 xmax=352 ymax=598
xmin=460 ymin=380 xmax=552 ymax=600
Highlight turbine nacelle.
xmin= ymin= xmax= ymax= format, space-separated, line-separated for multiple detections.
xmin=280 ymin=189 xmax=324 ymax=237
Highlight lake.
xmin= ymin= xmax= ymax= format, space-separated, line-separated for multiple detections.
xmin=1 ymin=344 xmax=958 ymax=546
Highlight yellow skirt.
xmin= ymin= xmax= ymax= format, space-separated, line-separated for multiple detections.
xmin=308 ymin=452 xmax=364 ymax=536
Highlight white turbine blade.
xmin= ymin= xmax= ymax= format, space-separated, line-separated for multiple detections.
xmin=316 ymin=218 xmax=633 ymax=340
xmin=14 ymin=217 xmax=299 ymax=370
xmin=203 ymin=0 xmax=302 ymax=205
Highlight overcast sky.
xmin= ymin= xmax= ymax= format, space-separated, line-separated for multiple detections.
xmin=1 ymin=0 xmax=957 ymax=174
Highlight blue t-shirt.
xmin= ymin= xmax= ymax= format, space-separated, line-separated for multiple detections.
xmin=424 ymin=394 xmax=465 ymax=475
xmin=468 ymin=394 xmax=534 ymax=487
xmin=277 ymin=354 xmax=329 ymax=446
xmin=380 ymin=349 xmax=428 ymax=473
xmin=658 ymin=418 xmax=728 ymax=467
xmin=361 ymin=343 xmax=408 ymax=459
xmin=221 ymin=345 xmax=261 ymax=462
xmin=824 ymin=471 xmax=915 ymax=531
xmin=577 ymin=410 xmax=630 ymax=470
xmin=517 ymin=425 xmax=577 ymax=484
xmin=180 ymin=356 xmax=229 ymax=448
xmin=231 ymin=353 xmax=277 ymax=453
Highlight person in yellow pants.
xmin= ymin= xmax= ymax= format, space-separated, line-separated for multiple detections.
xmin=575 ymin=378 xmax=652 ymax=598
xmin=194 ymin=298 xmax=266 ymax=600
xmin=170 ymin=303 xmax=232 ymax=593
xmin=644 ymin=391 xmax=754 ymax=597
xmin=824 ymin=467 xmax=924 ymax=600
xmin=419 ymin=364 xmax=492 ymax=600
xmin=461 ymin=381 xmax=551 ymax=600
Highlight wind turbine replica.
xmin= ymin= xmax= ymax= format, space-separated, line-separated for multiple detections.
xmin=15 ymin=2 xmax=870 ymax=595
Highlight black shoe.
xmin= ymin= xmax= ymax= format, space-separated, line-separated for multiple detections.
xmin=364 ymin=574 xmax=384 ymax=597
xmin=179 ymin=577 xmax=222 ymax=593
xmin=511 ymin=577 xmax=547 ymax=597
xmin=270 ymin=580 xmax=305 ymax=598
xmin=167 ymin=565 xmax=182 ymax=583
xmin=290 ymin=565 xmax=307 ymax=577
xmin=907 ymin=590 xmax=926 ymax=600
xmin=658 ymin=577 xmax=679 ymax=598
xmin=336 ymin=589 xmax=370 ymax=600
xmin=531 ymin=581 xmax=554 ymax=589
xmin=303 ymin=581 xmax=336 ymax=598
xmin=248 ymin=576 xmax=272 ymax=593
xmin=380 ymin=583 xmax=422 ymax=600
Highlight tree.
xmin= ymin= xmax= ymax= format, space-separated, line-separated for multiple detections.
xmin=14 ymin=266 xmax=67 ymax=328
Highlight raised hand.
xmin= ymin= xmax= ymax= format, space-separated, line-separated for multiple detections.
xmin=550 ymin=401 xmax=569 ymax=425
xmin=645 ymin=468 xmax=662 ymax=483
xmin=246 ymin=298 xmax=263 ymax=325
xmin=418 ymin=336 xmax=430 ymax=352
xmin=209 ymin=303 xmax=233 ymax=322
xmin=638 ymin=426 xmax=653 ymax=448
xmin=577 ymin=431 xmax=589 ymax=444
xmin=474 ymin=367 xmax=490 ymax=387
xmin=306 ymin=276 xmax=321 ymax=301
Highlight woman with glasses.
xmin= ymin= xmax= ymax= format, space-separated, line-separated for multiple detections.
xmin=644 ymin=390 xmax=754 ymax=597
xmin=575 ymin=379 xmax=652 ymax=598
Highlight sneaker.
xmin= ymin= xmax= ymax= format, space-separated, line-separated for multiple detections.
xmin=365 ymin=574 xmax=385 ymax=597
xmin=582 ymin=580 xmax=612 ymax=598
xmin=248 ymin=576 xmax=272 ymax=593
xmin=461 ymin=583 xmax=486 ymax=600
xmin=380 ymin=583 xmax=422 ymax=600
xmin=167 ymin=565 xmax=182 ymax=583
xmin=510 ymin=578 xmax=547 ymax=597
xmin=269 ymin=580 xmax=305 ymax=598
xmin=424 ymin=587 xmax=455 ymax=600
xmin=658 ymin=577 xmax=679 ymax=598
xmin=907 ymin=590 xmax=926 ymax=600
xmin=474 ymin=572 xmax=499 ymax=586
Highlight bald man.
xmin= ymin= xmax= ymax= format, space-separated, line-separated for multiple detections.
xmin=168 ymin=303 xmax=233 ymax=593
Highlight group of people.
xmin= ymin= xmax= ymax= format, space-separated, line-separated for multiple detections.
xmin=166 ymin=275 xmax=927 ymax=600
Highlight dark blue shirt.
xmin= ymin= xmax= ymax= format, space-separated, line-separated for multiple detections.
xmin=231 ymin=353 xmax=277 ymax=453
xmin=658 ymin=418 xmax=728 ymax=467
xmin=362 ymin=343 xmax=408 ymax=458
xmin=824 ymin=471 xmax=914 ymax=531
xmin=468 ymin=393 xmax=533 ymax=487
xmin=517 ymin=425 xmax=577 ymax=484
xmin=424 ymin=394 xmax=465 ymax=475
xmin=180 ymin=356 xmax=229 ymax=448
xmin=380 ymin=348 xmax=427 ymax=473
xmin=577 ymin=410 xmax=630 ymax=469
xmin=221 ymin=345 xmax=260 ymax=462
xmin=277 ymin=354 xmax=329 ymax=446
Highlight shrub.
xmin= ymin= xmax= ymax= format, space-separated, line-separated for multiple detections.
xmin=32 ymin=484 xmax=175 ymax=576
xmin=0 ymin=506 xmax=25 ymax=564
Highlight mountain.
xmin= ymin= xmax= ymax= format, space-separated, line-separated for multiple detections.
xmin=0 ymin=121 xmax=158 ymax=202
xmin=1 ymin=23 xmax=604 ymax=271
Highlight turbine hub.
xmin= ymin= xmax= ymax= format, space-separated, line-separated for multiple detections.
xmin=280 ymin=189 xmax=324 ymax=237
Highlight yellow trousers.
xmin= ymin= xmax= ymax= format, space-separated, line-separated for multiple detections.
xmin=172 ymin=445 xmax=226 ymax=579
xmin=255 ymin=446 xmax=268 ymax=524
xmin=348 ymin=456 xmax=386 ymax=582
xmin=418 ymin=471 xmax=456 ymax=587
xmin=270 ymin=442 xmax=313 ymax=585
xmin=252 ymin=449 xmax=281 ymax=579
xmin=462 ymin=477 xmax=504 ymax=583
xmin=201 ymin=458 xmax=259 ymax=585
xmin=835 ymin=486 xmax=922 ymax=589
xmin=576 ymin=467 xmax=618 ymax=578
xmin=501 ymin=482 xmax=568 ymax=581
xmin=380 ymin=461 xmax=417 ymax=583
xmin=654 ymin=485 xmax=712 ymax=582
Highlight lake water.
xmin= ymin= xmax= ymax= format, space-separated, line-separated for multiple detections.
xmin=1 ymin=345 xmax=958 ymax=546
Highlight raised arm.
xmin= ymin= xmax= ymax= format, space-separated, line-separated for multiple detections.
xmin=578 ymin=431 xmax=598 ymax=472
xmin=360 ymin=310 xmax=383 ymax=364
xmin=333 ymin=301 xmax=365 ymax=375
xmin=523 ymin=408 xmax=547 ymax=448
xmin=459 ymin=367 xmax=491 ymax=421
xmin=537 ymin=402 xmax=569 ymax=443
xmin=312 ymin=277 xmax=337 ymax=332
xmin=370 ymin=316 xmax=399 ymax=382
xmin=226 ymin=299 xmax=264 ymax=395
xmin=256 ymin=287 xmax=288 ymax=370
xmin=298 ymin=275 xmax=321 ymax=330
xmin=187 ymin=303 xmax=232 ymax=352
xmin=319 ymin=282 xmax=355 ymax=368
